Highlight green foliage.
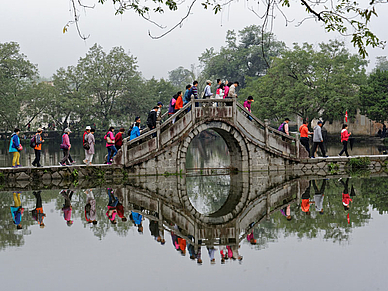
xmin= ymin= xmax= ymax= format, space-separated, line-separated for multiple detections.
xmin=0 ymin=42 xmax=38 ymax=131
xmin=347 ymin=157 xmax=370 ymax=169
xmin=328 ymin=162 xmax=339 ymax=175
xmin=359 ymin=69 xmax=388 ymax=124
xmin=240 ymin=40 xmax=367 ymax=123
xmin=199 ymin=25 xmax=285 ymax=88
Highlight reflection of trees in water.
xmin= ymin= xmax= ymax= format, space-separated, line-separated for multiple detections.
xmin=186 ymin=130 xmax=230 ymax=169
xmin=249 ymin=178 xmax=383 ymax=250
xmin=186 ymin=175 xmax=231 ymax=215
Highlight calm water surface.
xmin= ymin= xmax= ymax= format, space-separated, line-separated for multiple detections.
xmin=1 ymin=175 xmax=387 ymax=291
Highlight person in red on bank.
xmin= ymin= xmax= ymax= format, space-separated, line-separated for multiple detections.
xmin=338 ymin=124 xmax=352 ymax=157
xmin=299 ymin=119 xmax=311 ymax=157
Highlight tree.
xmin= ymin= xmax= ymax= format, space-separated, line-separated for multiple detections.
xmin=374 ymin=56 xmax=388 ymax=72
xmin=359 ymin=69 xmax=388 ymax=124
xmin=79 ymin=44 xmax=143 ymax=128
xmin=0 ymin=42 xmax=38 ymax=131
xmin=168 ymin=66 xmax=194 ymax=89
xmin=69 ymin=0 xmax=386 ymax=58
xmin=240 ymin=40 xmax=367 ymax=124
xmin=199 ymin=25 xmax=285 ymax=88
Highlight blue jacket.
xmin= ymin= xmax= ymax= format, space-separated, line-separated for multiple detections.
xmin=9 ymin=133 xmax=20 ymax=153
xmin=10 ymin=206 xmax=22 ymax=225
xmin=131 ymin=212 xmax=142 ymax=225
xmin=130 ymin=126 xmax=140 ymax=141
xmin=183 ymin=89 xmax=191 ymax=104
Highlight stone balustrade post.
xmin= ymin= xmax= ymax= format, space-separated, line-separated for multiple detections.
xmin=264 ymin=119 xmax=269 ymax=148
xmin=156 ymin=121 xmax=161 ymax=149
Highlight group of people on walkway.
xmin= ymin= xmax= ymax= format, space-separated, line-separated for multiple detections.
xmin=297 ymin=119 xmax=352 ymax=158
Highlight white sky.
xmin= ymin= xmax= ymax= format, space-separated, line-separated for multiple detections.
xmin=1 ymin=0 xmax=387 ymax=79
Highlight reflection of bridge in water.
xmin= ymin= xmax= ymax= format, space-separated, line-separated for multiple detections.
xmin=118 ymin=172 xmax=309 ymax=247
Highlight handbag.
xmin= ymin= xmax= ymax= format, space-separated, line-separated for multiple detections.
xmin=17 ymin=144 xmax=23 ymax=151
xmin=60 ymin=143 xmax=69 ymax=150
xmin=83 ymin=142 xmax=90 ymax=150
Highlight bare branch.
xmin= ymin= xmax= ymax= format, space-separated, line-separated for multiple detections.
xmin=148 ymin=0 xmax=197 ymax=39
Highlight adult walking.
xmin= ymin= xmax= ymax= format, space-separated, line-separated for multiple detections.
xmin=60 ymin=128 xmax=72 ymax=166
xmin=82 ymin=126 xmax=91 ymax=164
xmin=192 ymin=80 xmax=199 ymax=107
xmin=203 ymin=80 xmax=213 ymax=99
xmin=32 ymin=128 xmax=44 ymax=167
xmin=130 ymin=116 xmax=141 ymax=140
xmin=311 ymin=121 xmax=328 ymax=158
xmin=338 ymin=124 xmax=352 ymax=157
xmin=115 ymin=128 xmax=125 ymax=151
xmin=85 ymin=128 xmax=95 ymax=165
xmin=226 ymin=81 xmax=239 ymax=106
xmin=9 ymin=128 xmax=22 ymax=168
xmin=299 ymin=120 xmax=311 ymax=157
xmin=105 ymin=127 xmax=117 ymax=165
xmin=147 ymin=106 xmax=159 ymax=130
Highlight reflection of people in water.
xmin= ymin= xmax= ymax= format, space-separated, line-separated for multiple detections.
xmin=32 ymin=191 xmax=46 ymax=228
xmin=84 ymin=189 xmax=97 ymax=225
xmin=207 ymin=246 xmax=216 ymax=264
xmin=61 ymin=190 xmax=74 ymax=226
xmin=187 ymin=235 xmax=199 ymax=260
xmin=10 ymin=192 xmax=24 ymax=229
xmin=247 ymin=230 xmax=257 ymax=244
xmin=312 ymin=179 xmax=326 ymax=214
xmin=220 ymin=246 xmax=228 ymax=264
xmin=280 ymin=205 xmax=292 ymax=220
xmin=106 ymin=188 xmax=118 ymax=225
xmin=301 ymin=181 xmax=314 ymax=215
xmin=171 ymin=225 xmax=186 ymax=255
xmin=149 ymin=215 xmax=165 ymax=245
xmin=340 ymin=178 xmax=352 ymax=210
xmin=226 ymin=245 xmax=243 ymax=261
xmin=130 ymin=211 xmax=143 ymax=233
xmin=114 ymin=188 xmax=127 ymax=222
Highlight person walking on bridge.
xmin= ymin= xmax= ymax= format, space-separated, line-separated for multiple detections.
xmin=130 ymin=116 xmax=141 ymax=141
xmin=311 ymin=121 xmax=328 ymax=158
xmin=338 ymin=124 xmax=351 ymax=157
xmin=85 ymin=128 xmax=95 ymax=165
xmin=104 ymin=127 xmax=117 ymax=165
xmin=32 ymin=128 xmax=44 ymax=167
xmin=299 ymin=120 xmax=311 ymax=157
xmin=82 ymin=126 xmax=91 ymax=164
xmin=203 ymin=80 xmax=213 ymax=99
xmin=9 ymin=128 xmax=22 ymax=168
xmin=60 ymin=128 xmax=72 ymax=166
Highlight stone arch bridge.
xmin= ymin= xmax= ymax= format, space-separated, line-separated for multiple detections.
xmin=115 ymin=99 xmax=308 ymax=175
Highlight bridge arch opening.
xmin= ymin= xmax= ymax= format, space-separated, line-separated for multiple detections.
xmin=179 ymin=121 xmax=249 ymax=173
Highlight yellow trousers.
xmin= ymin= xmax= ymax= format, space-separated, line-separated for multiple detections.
xmin=12 ymin=151 xmax=20 ymax=166
xmin=13 ymin=192 xmax=21 ymax=207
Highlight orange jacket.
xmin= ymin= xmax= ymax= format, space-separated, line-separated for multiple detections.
xmin=175 ymin=96 xmax=183 ymax=110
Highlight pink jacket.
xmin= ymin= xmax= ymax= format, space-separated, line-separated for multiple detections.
xmin=62 ymin=134 xmax=70 ymax=147
xmin=105 ymin=131 xmax=115 ymax=147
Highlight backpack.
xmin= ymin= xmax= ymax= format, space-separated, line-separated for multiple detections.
xmin=29 ymin=135 xmax=37 ymax=148
xmin=278 ymin=122 xmax=286 ymax=133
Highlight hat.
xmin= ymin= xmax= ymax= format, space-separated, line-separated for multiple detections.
xmin=86 ymin=126 xmax=91 ymax=130
xmin=317 ymin=120 xmax=323 ymax=124
xmin=206 ymin=80 xmax=212 ymax=84
xmin=64 ymin=128 xmax=71 ymax=133
xmin=157 ymin=102 xmax=163 ymax=106
xmin=37 ymin=128 xmax=43 ymax=132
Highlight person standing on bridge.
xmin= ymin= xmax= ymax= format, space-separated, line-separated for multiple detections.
xmin=85 ymin=128 xmax=95 ymax=165
xmin=243 ymin=96 xmax=254 ymax=120
xmin=183 ymin=84 xmax=192 ymax=105
xmin=338 ymin=124 xmax=351 ymax=157
xmin=311 ymin=121 xmax=328 ymax=158
xmin=9 ymin=128 xmax=22 ymax=168
xmin=299 ymin=120 xmax=311 ymax=157
xmin=32 ymin=128 xmax=44 ymax=167
xmin=60 ymin=128 xmax=72 ymax=166
xmin=82 ymin=126 xmax=91 ymax=164
xmin=130 ymin=116 xmax=141 ymax=140
xmin=192 ymin=80 xmax=199 ymax=107
xmin=104 ymin=127 xmax=117 ymax=165
xmin=147 ymin=106 xmax=159 ymax=132
xmin=203 ymin=80 xmax=213 ymax=99
xmin=174 ymin=91 xmax=183 ymax=123
xmin=226 ymin=81 xmax=239 ymax=106
xmin=115 ymin=128 xmax=125 ymax=151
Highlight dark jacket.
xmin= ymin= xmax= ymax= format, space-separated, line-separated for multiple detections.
xmin=147 ymin=110 xmax=157 ymax=129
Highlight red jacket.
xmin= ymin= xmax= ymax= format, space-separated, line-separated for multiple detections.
xmin=341 ymin=129 xmax=351 ymax=142
xmin=115 ymin=132 xmax=123 ymax=147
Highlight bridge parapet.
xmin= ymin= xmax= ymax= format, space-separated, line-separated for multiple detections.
xmin=118 ymin=98 xmax=305 ymax=173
